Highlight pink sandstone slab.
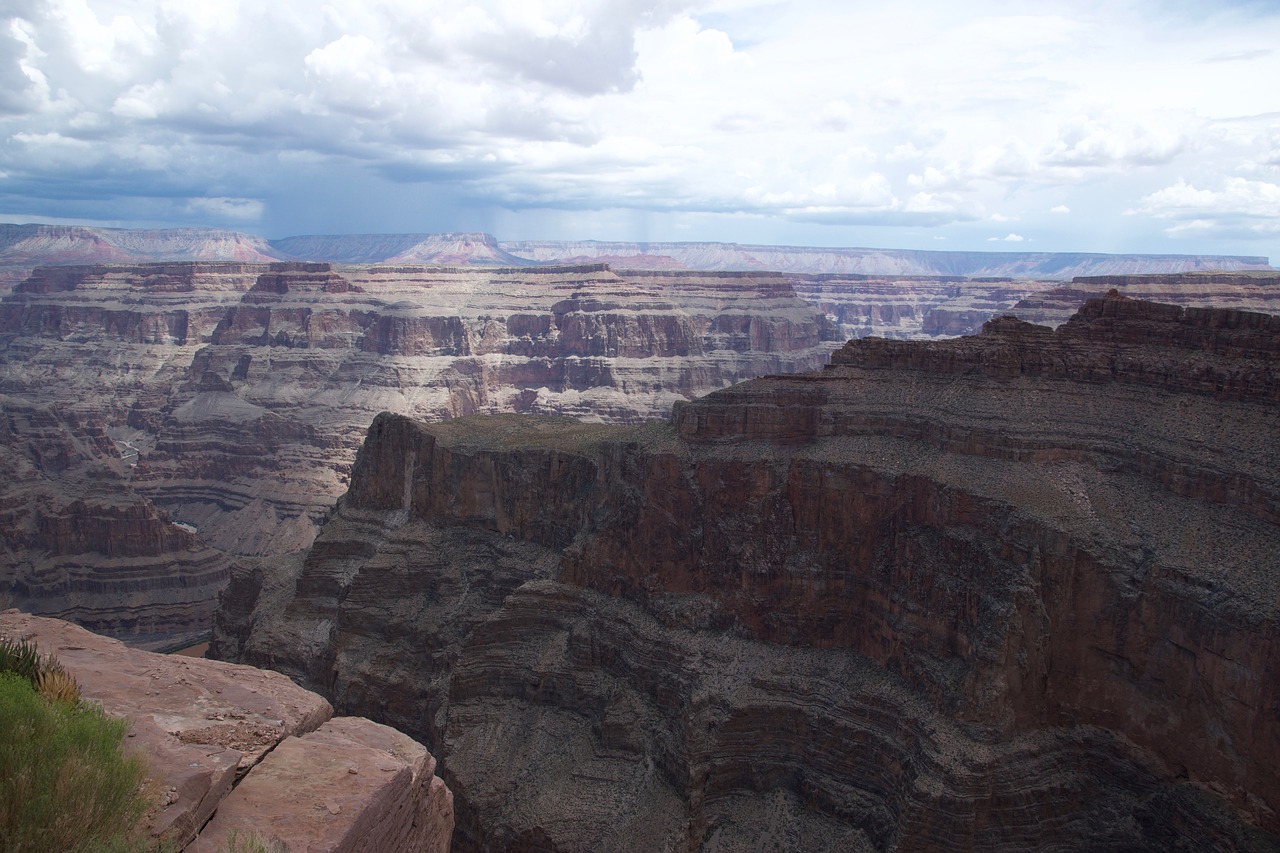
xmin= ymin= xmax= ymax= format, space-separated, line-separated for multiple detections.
xmin=188 ymin=716 xmax=454 ymax=853
xmin=0 ymin=610 xmax=333 ymax=846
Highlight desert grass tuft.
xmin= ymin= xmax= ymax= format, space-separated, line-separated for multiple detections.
xmin=0 ymin=636 xmax=42 ymax=684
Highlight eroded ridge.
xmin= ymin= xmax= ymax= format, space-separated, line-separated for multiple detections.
xmin=209 ymin=295 xmax=1279 ymax=850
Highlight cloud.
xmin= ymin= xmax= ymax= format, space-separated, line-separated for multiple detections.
xmin=1 ymin=0 xmax=1280 ymax=253
xmin=1205 ymin=48 xmax=1272 ymax=63
xmin=988 ymin=233 xmax=1026 ymax=242
xmin=185 ymin=196 xmax=264 ymax=220
xmin=1042 ymin=115 xmax=1184 ymax=169
xmin=1136 ymin=177 xmax=1280 ymax=219
xmin=1049 ymin=204 xmax=1070 ymax=214
xmin=1129 ymin=177 xmax=1280 ymax=241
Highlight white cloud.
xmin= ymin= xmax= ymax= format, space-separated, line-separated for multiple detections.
xmin=1042 ymin=114 xmax=1184 ymax=168
xmin=987 ymin=233 xmax=1025 ymax=242
xmin=1 ymin=0 xmax=1279 ymax=251
xmin=1136 ymin=177 xmax=1280 ymax=219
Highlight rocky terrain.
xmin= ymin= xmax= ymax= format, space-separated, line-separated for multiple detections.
xmin=1011 ymin=270 xmax=1280 ymax=328
xmin=0 ymin=260 xmax=839 ymax=642
xmin=499 ymin=238 xmax=1271 ymax=278
xmin=2 ymin=224 xmax=1270 ymax=290
xmin=213 ymin=294 xmax=1280 ymax=852
xmin=0 ymin=395 xmax=233 ymax=649
xmin=5 ymin=225 xmax=1273 ymax=342
xmin=0 ymin=610 xmax=453 ymax=852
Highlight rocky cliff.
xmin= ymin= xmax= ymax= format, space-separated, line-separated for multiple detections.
xmin=1011 ymin=270 xmax=1280 ymax=328
xmin=0 ymin=396 xmax=233 ymax=649
xmin=500 ymin=239 xmax=1272 ymax=278
xmin=213 ymin=293 xmax=1280 ymax=852
xmin=0 ymin=610 xmax=453 ymax=852
xmin=0 ymin=261 xmax=839 ymax=643
xmin=3 ymin=224 xmax=1270 ymax=285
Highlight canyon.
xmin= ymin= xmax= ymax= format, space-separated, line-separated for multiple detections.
xmin=0 ymin=260 xmax=839 ymax=642
xmin=1 ymin=240 xmax=1277 ymax=646
xmin=212 ymin=293 xmax=1280 ymax=852
xmin=1 ymin=225 xmax=1276 ymax=850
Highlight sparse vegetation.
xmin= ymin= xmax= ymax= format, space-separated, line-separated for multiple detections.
xmin=223 ymin=829 xmax=288 ymax=853
xmin=0 ymin=639 xmax=151 ymax=853
xmin=0 ymin=636 xmax=43 ymax=684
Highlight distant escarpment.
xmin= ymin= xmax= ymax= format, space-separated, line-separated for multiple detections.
xmin=0 ymin=261 xmax=839 ymax=643
xmin=1011 ymin=270 xmax=1280 ymax=328
xmin=500 ymin=238 xmax=1271 ymax=278
xmin=214 ymin=293 xmax=1280 ymax=852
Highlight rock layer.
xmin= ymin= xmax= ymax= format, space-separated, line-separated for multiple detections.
xmin=215 ymin=294 xmax=1280 ymax=851
xmin=0 ymin=395 xmax=233 ymax=648
xmin=1011 ymin=271 xmax=1280 ymax=328
xmin=500 ymin=239 xmax=1271 ymax=277
xmin=0 ymin=261 xmax=838 ymax=643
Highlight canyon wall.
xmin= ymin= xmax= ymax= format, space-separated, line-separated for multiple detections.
xmin=0 ymin=261 xmax=838 ymax=642
xmin=500 ymin=238 xmax=1271 ymax=277
xmin=1011 ymin=270 xmax=1280 ymax=328
xmin=214 ymin=294 xmax=1280 ymax=852
xmin=3 ymin=225 xmax=1271 ymax=289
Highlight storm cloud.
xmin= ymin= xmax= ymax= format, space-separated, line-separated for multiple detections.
xmin=1 ymin=0 xmax=1278 ymax=257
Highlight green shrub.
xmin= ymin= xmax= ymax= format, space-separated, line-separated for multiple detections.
xmin=0 ymin=637 xmax=42 ymax=684
xmin=0 ymin=672 xmax=152 ymax=853
xmin=0 ymin=636 xmax=82 ymax=705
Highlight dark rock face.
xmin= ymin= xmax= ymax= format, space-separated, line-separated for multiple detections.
xmin=0 ymin=397 xmax=233 ymax=648
xmin=0 ymin=261 xmax=838 ymax=644
xmin=215 ymin=293 xmax=1280 ymax=851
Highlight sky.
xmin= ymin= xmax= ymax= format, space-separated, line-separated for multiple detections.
xmin=2 ymin=0 xmax=1279 ymax=258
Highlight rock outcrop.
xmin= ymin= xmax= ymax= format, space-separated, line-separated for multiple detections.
xmin=789 ymin=274 xmax=1059 ymax=340
xmin=0 ymin=610 xmax=453 ymax=852
xmin=215 ymin=294 xmax=1280 ymax=852
xmin=0 ymin=261 xmax=839 ymax=643
xmin=1011 ymin=271 xmax=1280 ymax=328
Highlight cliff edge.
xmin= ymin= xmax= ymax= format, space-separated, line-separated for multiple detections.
xmin=0 ymin=610 xmax=453 ymax=852
xmin=215 ymin=294 xmax=1279 ymax=852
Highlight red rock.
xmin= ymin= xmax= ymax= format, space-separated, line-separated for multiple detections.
xmin=0 ymin=610 xmax=331 ymax=846
xmin=217 ymin=296 xmax=1280 ymax=851
xmin=188 ymin=717 xmax=453 ymax=853
xmin=0 ymin=610 xmax=452 ymax=852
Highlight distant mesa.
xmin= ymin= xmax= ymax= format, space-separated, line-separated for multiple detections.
xmin=1 ymin=223 xmax=1271 ymax=279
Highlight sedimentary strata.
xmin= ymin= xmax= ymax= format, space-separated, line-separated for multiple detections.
xmin=0 ymin=261 xmax=837 ymax=642
xmin=0 ymin=396 xmax=232 ymax=649
xmin=0 ymin=610 xmax=453 ymax=852
xmin=1012 ymin=270 xmax=1280 ymax=328
xmin=500 ymin=238 xmax=1272 ymax=278
xmin=215 ymin=294 xmax=1280 ymax=851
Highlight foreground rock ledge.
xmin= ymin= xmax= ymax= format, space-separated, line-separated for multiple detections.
xmin=0 ymin=610 xmax=453 ymax=852
xmin=217 ymin=294 xmax=1279 ymax=852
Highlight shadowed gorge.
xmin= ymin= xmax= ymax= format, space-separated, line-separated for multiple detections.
xmin=213 ymin=294 xmax=1280 ymax=851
